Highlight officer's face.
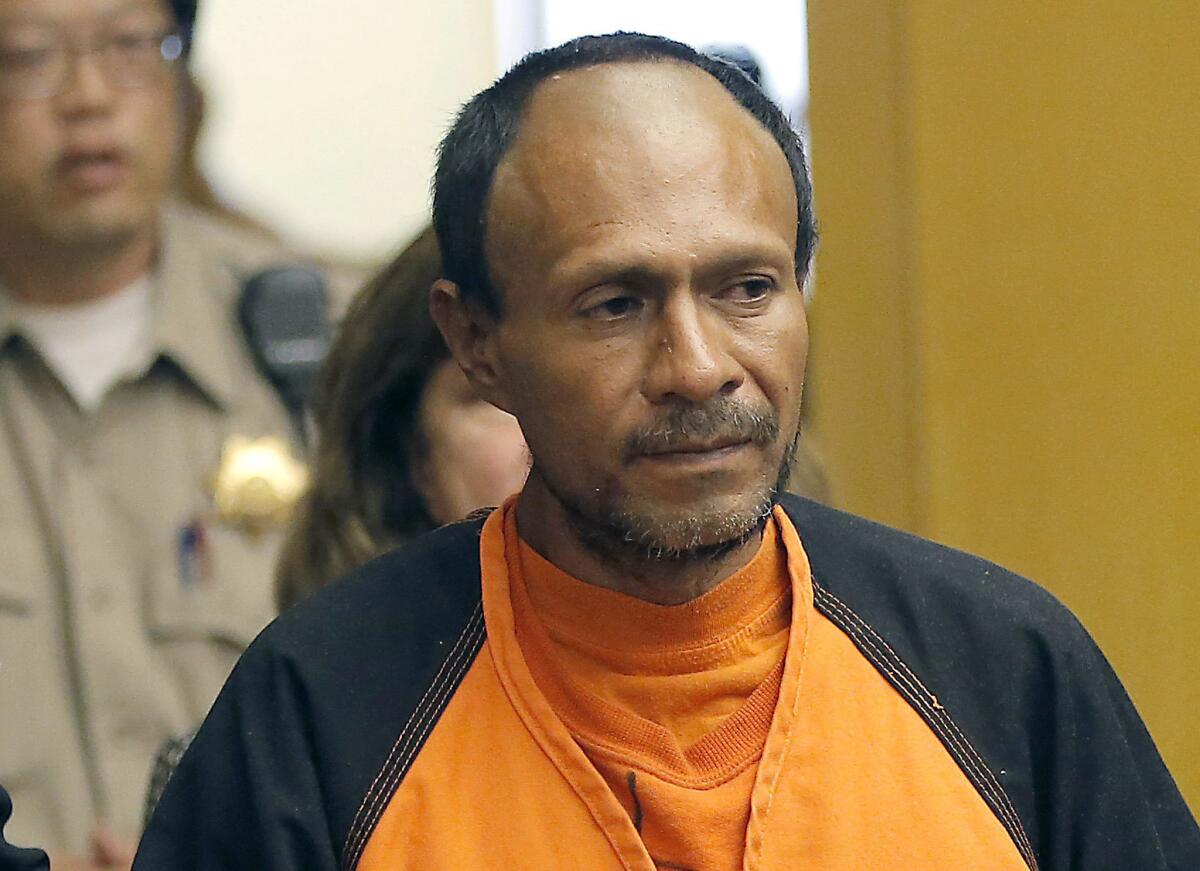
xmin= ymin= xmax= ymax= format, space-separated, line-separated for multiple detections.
xmin=0 ymin=0 xmax=180 ymax=250
xmin=478 ymin=62 xmax=808 ymax=558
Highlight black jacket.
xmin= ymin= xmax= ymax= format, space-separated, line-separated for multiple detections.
xmin=0 ymin=786 xmax=47 ymax=871
xmin=134 ymin=495 xmax=1200 ymax=870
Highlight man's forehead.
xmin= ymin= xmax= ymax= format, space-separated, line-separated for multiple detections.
xmin=0 ymin=0 xmax=167 ymax=22
xmin=524 ymin=60 xmax=730 ymax=112
xmin=509 ymin=61 xmax=764 ymax=170
xmin=484 ymin=60 xmax=795 ymax=280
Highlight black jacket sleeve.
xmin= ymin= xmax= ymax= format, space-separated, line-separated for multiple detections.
xmin=1028 ymin=613 xmax=1200 ymax=870
xmin=133 ymin=631 xmax=341 ymax=871
xmin=0 ymin=785 xmax=49 ymax=871
xmin=133 ymin=517 xmax=487 ymax=871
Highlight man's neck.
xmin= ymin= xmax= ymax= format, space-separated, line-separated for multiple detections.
xmin=515 ymin=478 xmax=763 ymax=606
xmin=0 ymin=227 xmax=158 ymax=307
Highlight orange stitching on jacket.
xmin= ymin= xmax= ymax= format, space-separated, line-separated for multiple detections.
xmin=342 ymin=604 xmax=486 ymax=869
xmin=344 ymin=607 xmax=478 ymax=856
xmin=815 ymin=587 xmax=1035 ymax=866
xmin=813 ymin=584 xmax=1039 ymax=871
xmin=348 ymin=611 xmax=485 ymax=866
xmin=346 ymin=611 xmax=484 ymax=866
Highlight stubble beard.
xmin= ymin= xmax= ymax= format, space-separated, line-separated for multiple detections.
xmin=536 ymin=399 xmax=801 ymax=567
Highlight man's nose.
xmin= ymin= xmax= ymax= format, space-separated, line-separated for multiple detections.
xmin=56 ymin=50 xmax=118 ymax=116
xmin=642 ymin=296 xmax=744 ymax=405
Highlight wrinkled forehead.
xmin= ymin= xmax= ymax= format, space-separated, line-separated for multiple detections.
xmin=485 ymin=61 xmax=797 ymax=281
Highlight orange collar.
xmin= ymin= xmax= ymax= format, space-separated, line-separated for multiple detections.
xmin=500 ymin=501 xmax=811 ymax=786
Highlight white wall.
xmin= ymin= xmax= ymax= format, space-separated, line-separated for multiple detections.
xmin=534 ymin=0 xmax=809 ymax=122
xmin=192 ymin=1 xmax=498 ymax=262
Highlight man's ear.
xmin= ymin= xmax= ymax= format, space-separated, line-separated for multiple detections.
xmin=429 ymin=280 xmax=515 ymax=413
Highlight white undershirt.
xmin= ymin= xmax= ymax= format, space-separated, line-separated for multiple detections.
xmin=13 ymin=278 xmax=153 ymax=411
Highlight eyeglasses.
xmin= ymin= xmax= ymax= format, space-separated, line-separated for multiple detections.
xmin=0 ymin=15 xmax=183 ymax=102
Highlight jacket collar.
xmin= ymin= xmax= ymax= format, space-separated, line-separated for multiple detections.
xmin=150 ymin=203 xmax=241 ymax=409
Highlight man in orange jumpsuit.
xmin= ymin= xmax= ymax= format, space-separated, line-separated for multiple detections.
xmin=135 ymin=32 xmax=1200 ymax=871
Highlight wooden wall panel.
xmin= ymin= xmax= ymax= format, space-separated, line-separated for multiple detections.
xmin=807 ymin=0 xmax=1199 ymax=811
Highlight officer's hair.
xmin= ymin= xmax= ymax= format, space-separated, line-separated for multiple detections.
xmin=432 ymin=31 xmax=817 ymax=317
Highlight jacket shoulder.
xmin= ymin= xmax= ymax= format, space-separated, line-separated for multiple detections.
xmin=779 ymin=494 xmax=1080 ymax=645
xmin=778 ymin=494 xmax=1200 ymax=869
xmin=261 ymin=514 xmax=486 ymax=661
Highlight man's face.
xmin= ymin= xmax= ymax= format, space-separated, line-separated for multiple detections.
xmin=0 ymin=0 xmax=179 ymax=250
xmin=482 ymin=61 xmax=808 ymax=558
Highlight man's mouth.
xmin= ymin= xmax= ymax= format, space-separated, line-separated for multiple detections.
xmin=623 ymin=399 xmax=781 ymax=466
xmin=643 ymin=436 xmax=747 ymax=456
xmin=57 ymin=147 xmax=130 ymax=192
xmin=638 ymin=437 xmax=752 ymax=464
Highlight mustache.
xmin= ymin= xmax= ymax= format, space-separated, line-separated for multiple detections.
xmin=623 ymin=398 xmax=780 ymax=459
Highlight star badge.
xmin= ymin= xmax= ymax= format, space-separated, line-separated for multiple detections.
xmin=212 ymin=435 xmax=308 ymax=535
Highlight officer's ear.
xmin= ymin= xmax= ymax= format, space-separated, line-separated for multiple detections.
xmin=429 ymin=279 xmax=515 ymax=414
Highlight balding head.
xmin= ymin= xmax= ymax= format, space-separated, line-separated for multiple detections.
xmin=485 ymin=61 xmax=798 ymax=310
xmin=433 ymin=32 xmax=815 ymax=317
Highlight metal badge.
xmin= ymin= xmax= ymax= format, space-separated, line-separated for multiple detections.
xmin=212 ymin=435 xmax=308 ymax=535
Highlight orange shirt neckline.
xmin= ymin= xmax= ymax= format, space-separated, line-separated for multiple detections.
xmin=518 ymin=520 xmax=790 ymax=657
xmin=479 ymin=498 xmax=816 ymax=868
xmin=360 ymin=501 xmax=1032 ymax=871
xmin=513 ymin=513 xmax=793 ymax=786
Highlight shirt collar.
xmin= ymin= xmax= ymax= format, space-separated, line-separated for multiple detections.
xmin=149 ymin=202 xmax=242 ymax=409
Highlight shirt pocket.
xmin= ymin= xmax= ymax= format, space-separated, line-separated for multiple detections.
xmin=144 ymin=519 xmax=280 ymax=721
xmin=0 ymin=527 xmax=48 ymax=781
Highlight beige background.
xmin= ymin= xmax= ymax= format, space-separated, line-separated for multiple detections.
xmin=807 ymin=0 xmax=1199 ymax=811
xmin=192 ymin=0 xmax=499 ymax=261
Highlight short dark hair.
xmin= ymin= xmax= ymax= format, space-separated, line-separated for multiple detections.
xmin=169 ymin=0 xmax=198 ymax=32
xmin=432 ymin=32 xmax=817 ymax=316
xmin=167 ymin=0 xmax=199 ymax=56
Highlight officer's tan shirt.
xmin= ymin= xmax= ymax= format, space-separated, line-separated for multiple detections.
xmin=0 ymin=203 xmax=321 ymax=853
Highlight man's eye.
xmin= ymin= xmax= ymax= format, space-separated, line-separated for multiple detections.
xmin=722 ymin=277 xmax=775 ymax=303
xmin=583 ymin=295 xmax=643 ymax=321
xmin=0 ymin=46 xmax=54 ymax=72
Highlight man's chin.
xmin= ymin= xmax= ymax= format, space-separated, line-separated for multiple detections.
xmin=533 ymin=435 xmax=797 ymax=565
xmin=54 ymin=213 xmax=148 ymax=250
xmin=39 ymin=191 xmax=155 ymax=248
xmin=568 ymin=490 xmax=778 ymax=563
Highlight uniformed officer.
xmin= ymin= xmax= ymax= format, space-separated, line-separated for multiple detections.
xmin=0 ymin=0 xmax=331 ymax=864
